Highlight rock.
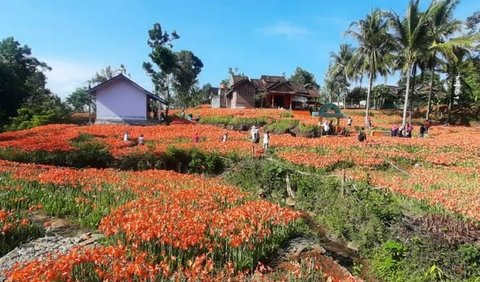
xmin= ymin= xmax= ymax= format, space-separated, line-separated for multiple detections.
xmin=285 ymin=197 xmax=296 ymax=207
xmin=0 ymin=232 xmax=103 ymax=281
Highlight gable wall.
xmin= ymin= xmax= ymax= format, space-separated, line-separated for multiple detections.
xmin=95 ymin=79 xmax=147 ymax=122
xmin=231 ymin=83 xmax=255 ymax=108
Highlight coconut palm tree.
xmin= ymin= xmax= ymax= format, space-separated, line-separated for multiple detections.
xmin=330 ymin=44 xmax=355 ymax=108
xmin=387 ymin=0 xmax=431 ymax=127
xmin=423 ymin=0 xmax=462 ymax=120
xmin=346 ymin=9 xmax=393 ymax=127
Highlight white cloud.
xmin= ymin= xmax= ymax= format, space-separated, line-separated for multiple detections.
xmin=41 ymin=58 xmax=101 ymax=100
xmin=259 ymin=21 xmax=309 ymax=39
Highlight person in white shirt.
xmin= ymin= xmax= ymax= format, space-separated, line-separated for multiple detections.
xmin=123 ymin=131 xmax=129 ymax=142
xmin=138 ymin=134 xmax=145 ymax=145
xmin=263 ymin=131 xmax=270 ymax=150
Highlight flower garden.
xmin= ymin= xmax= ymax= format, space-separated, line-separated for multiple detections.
xmin=0 ymin=107 xmax=479 ymax=281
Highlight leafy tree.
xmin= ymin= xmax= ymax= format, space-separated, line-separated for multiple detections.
xmin=462 ymin=57 xmax=480 ymax=105
xmin=0 ymin=37 xmax=50 ymax=126
xmin=347 ymin=86 xmax=367 ymax=106
xmin=329 ymin=44 xmax=355 ymax=108
xmin=172 ymin=50 xmax=203 ymax=108
xmin=88 ymin=65 xmax=128 ymax=86
xmin=289 ymin=67 xmax=320 ymax=89
xmin=66 ymin=87 xmax=93 ymax=112
xmin=6 ymin=89 xmax=70 ymax=131
xmin=143 ymin=23 xmax=179 ymax=119
xmin=422 ymin=0 xmax=462 ymax=119
xmin=346 ymin=9 xmax=393 ymax=127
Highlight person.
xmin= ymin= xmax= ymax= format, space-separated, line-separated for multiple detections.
xmin=406 ymin=123 xmax=413 ymax=138
xmin=138 ymin=134 xmax=145 ymax=145
xmin=221 ymin=132 xmax=228 ymax=142
xmin=187 ymin=113 xmax=193 ymax=121
xmin=328 ymin=120 xmax=334 ymax=135
xmin=160 ymin=112 xmax=166 ymax=123
xmin=398 ymin=125 xmax=405 ymax=137
xmin=263 ymin=131 xmax=270 ymax=151
xmin=193 ymin=132 xmax=200 ymax=143
xmin=367 ymin=116 xmax=372 ymax=128
xmin=357 ymin=127 xmax=366 ymax=142
xmin=181 ymin=109 xmax=185 ymax=118
xmin=322 ymin=120 xmax=330 ymax=136
xmin=338 ymin=127 xmax=347 ymax=137
xmin=391 ymin=124 xmax=399 ymax=137
xmin=123 ymin=131 xmax=129 ymax=142
xmin=424 ymin=119 xmax=431 ymax=135
xmin=347 ymin=116 xmax=352 ymax=127
xmin=251 ymin=125 xmax=259 ymax=143
xmin=419 ymin=124 xmax=426 ymax=138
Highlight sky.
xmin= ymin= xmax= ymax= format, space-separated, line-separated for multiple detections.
xmin=0 ymin=0 xmax=477 ymax=100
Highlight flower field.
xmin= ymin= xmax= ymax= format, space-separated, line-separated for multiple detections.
xmin=0 ymin=159 xmax=316 ymax=281
xmin=0 ymin=108 xmax=479 ymax=281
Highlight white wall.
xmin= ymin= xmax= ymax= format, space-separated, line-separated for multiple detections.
xmin=95 ymin=79 xmax=147 ymax=122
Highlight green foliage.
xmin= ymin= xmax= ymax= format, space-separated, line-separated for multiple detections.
xmin=117 ymin=147 xmax=226 ymax=175
xmin=279 ymin=111 xmax=294 ymax=118
xmin=5 ymin=91 xmax=71 ymax=131
xmin=0 ymin=173 xmax=135 ymax=229
xmin=264 ymin=119 xmax=299 ymax=134
xmin=228 ymin=117 xmax=269 ymax=128
xmin=289 ymin=67 xmax=319 ymax=89
xmin=66 ymin=87 xmax=94 ymax=112
xmin=371 ymin=240 xmax=407 ymax=281
xmin=172 ymin=50 xmax=204 ymax=108
xmin=297 ymin=123 xmax=318 ymax=134
xmin=199 ymin=115 xmax=233 ymax=125
xmin=0 ymin=37 xmax=51 ymax=126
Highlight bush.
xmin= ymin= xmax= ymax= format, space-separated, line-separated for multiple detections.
xmin=280 ymin=111 xmax=293 ymax=118
xmin=199 ymin=116 xmax=233 ymax=125
xmin=264 ymin=119 xmax=299 ymax=134
xmin=228 ymin=117 xmax=269 ymax=130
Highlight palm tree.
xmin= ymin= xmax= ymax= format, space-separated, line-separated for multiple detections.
xmin=330 ymin=44 xmax=355 ymax=109
xmin=423 ymin=0 xmax=462 ymax=120
xmin=387 ymin=0 xmax=431 ymax=127
xmin=441 ymin=47 xmax=470 ymax=123
xmin=346 ymin=9 xmax=393 ymax=127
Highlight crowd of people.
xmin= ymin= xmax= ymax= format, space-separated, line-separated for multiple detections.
xmin=390 ymin=119 xmax=431 ymax=138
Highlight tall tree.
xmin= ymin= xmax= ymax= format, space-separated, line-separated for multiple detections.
xmin=0 ymin=37 xmax=50 ymax=126
xmin=172 ymin=50 xmax=203 ymax=108
xmin=330 ymin=44 xmax=355 ymax=108
xmin=387 ymin=0 xmax=431 ymax=127
xmin=346 ymin=9 xmax=393 ymax=127
xmin=289 ymin=67 xmax=319 ymax=89
xmin=88 ymin=65 xmax=128 ymax=86
xmin=66 ymin=87 xmax=95 ymax=112
xmin=143 ymin=23 xmax=179 ymax=119
xmin=423 ymin=0 xmax=462 ymax=119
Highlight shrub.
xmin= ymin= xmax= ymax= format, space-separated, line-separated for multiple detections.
xmin=280 ymin=111 xmax=293 ymax=118
xmin=264 ymin=119 xmax=299 ymax=134
xmin=199 ymin=116 xmax=233 ymax=125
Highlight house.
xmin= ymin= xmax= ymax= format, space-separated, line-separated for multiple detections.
xmin=211 ymin=74 xmax=320 ymax=109
xmin=88 ymin=74 xmax=167 ymax=124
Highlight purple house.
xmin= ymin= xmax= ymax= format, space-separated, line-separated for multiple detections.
xmin=88 ymin=74 xmax=167 ymax=124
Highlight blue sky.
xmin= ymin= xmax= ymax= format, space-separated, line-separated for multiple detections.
xmin=0 ymin=0 xmax=477 ymax=99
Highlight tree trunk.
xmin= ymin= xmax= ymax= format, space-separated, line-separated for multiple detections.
xmin=409 ymin=66 xmax=417 ymax=125
xmin=402 ymin=63 xmax=412 ymax=127
xmin=365 ymin=72 xmax=374 ymax=128
xmin=447 ymin=76 xmax=455 ymax=124
xmin=426 ymin=70 xmax=434 ymax=120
